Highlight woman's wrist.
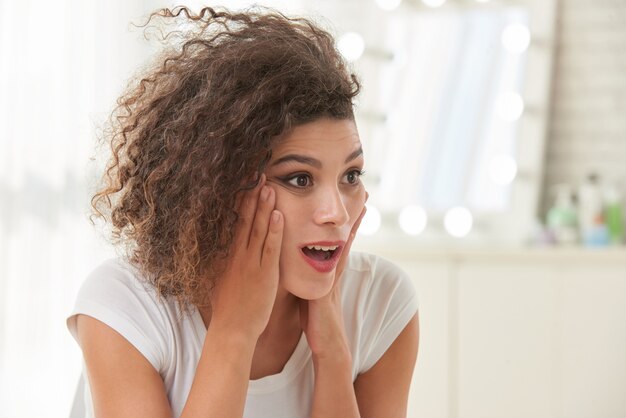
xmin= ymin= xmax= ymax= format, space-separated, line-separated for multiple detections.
xmin=205 ymin=318 xmax=259 ymax=353
xmin=183 ymin=315 xmax=257 ymax=417
xmin=310 ymin=345 xmax=360 ymax=418
xmin=312 ymin=342 xmax=352 ymax=368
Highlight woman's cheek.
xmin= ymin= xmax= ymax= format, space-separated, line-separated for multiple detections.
xmin=346 ymin=187 xmax=367 ymax=227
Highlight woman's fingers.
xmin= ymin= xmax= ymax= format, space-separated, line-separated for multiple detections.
xmin=232 ymin=175 xmax=281 ymax=270
xmin=336 ymin=204 xmax=367 ymax=276
xmin=345 ymin=193 xmax=368 ymax=252
xmin=261 ymin=210 xmax=283 ymax=269
xmin=248 ymin=185 xmax=276 ymax=260
xmin=233 ymin=174 xmax=265 ymax=250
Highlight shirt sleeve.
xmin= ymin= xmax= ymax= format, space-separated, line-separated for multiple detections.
xmin=66 ymin=259 xmax=171 ymax=374
xmin=358 ymin=255 xmax=419 ymax=373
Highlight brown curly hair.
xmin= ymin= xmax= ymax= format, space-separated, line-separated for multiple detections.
xmin=90 ymin=5 xmax=361 ymax=308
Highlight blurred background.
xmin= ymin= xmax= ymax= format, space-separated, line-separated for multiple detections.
xmin=1 ymin=0 xmax=625 ymax=417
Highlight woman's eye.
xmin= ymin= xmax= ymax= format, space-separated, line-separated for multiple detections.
xmin=286 ymin=174 xmax=311 ymax=188
xmin=343 ymin=169 xmax=363 ymax=185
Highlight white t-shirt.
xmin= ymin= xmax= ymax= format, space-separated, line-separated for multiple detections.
xmin=67 ymin=251 xmax=419 ymax=418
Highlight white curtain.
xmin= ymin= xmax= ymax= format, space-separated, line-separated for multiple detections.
xmin=0 ymin=1 xmax=304 ymax=416
xmin=0 ymin=1 xmax=156 ymax=416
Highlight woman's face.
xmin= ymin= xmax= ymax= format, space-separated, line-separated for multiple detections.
xmin=265 ymin=117 xmax=366 ymax=300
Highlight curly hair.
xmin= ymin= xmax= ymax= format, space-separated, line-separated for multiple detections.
xmin=90 ymin=5 xmax=361 ymax=309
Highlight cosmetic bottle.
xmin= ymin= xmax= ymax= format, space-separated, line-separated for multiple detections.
xmin=578 ymin=173 xmax=609 ymax=247
xmin=604 ymin=184 xmax=624 ymax=245
xmin=546 ymin=184 xmax=578 ymax=246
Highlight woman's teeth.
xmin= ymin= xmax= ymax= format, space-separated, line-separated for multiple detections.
xmin=302 ymin=245 xmax=339 ymax=261
xmin=305 ymin=245 xmax=338 ymax=251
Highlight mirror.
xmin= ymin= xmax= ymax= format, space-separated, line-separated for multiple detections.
xmin=307 ymin=0 xmax=556 ymax=245
xmin=160 ymin=0 xmax=556 ymax=244
xmin=373 ymin=9 xmax=530 ymax=214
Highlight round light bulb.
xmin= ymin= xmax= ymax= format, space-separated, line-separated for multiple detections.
xmin=422 ymin=0 xmax=446 ymax=7
xmin=501 ymin=23 xmax=531 ymax=54
xmin=398 ymin=205 xmax=428 ymax=235
xmin=496 ymin=92 xmax=524 ymax=121
xmin=337 ymin=32 xmax=365 ymax=62
xmin=488 ymin=155 xmax=518 ymax=185
xmin=444 ymin=206 xmax=473 ymax=238
xmin=359 ymin=204 xmax=382 ymax=236
xmin=375 ymin=0 xmax=402 ymax=11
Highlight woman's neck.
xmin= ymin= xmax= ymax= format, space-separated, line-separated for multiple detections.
xmin=258 ymin=285 xmax=301 ymax=343
xmin=198 ymin=284 xmax=302 ymax=340
xmin=199 ymin=285 xmax=303 ymax=379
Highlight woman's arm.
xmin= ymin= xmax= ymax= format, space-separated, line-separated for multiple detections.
xmin=76 ymin=314 xmax=173 ymax=418
xmin=310 ymin=343 xmax=361 ymax=418
xmin=179 ymin=321 xmax=258 ymax=418
xmin=354 ymin=314 xmax=420 ymax=418
xmin=301 ymin=284 xmax=360 ymax=418
xmin=180 ymin=177 xmax=284 ymax=417
xmin=76 ymin=314 xmax=259 ymax=418
xmin=306 ymin=313 xmax=419 ymax=418
xmin=76 ymin=177 xmax=284 ymax=418
xmin=302 ymin=207 xmax=366 ymax=418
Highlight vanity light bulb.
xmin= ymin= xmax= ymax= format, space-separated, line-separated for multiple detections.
xmin=337 ymin=32 xmax=365 ymax=62
xmin=489 ymin=155 xmax=518 ymax=186
xmin=375 ymin=0 xmax=402 ymax=11
xmin=444 ymin=206 xmax=473 ymax=238
xmin=501 ymin=23 xmax=531 ymax=54
xmin=398 ymin=205 xmax=428 ymax=236
xmin=359 ymin=204 xmax=382 ymax=236
xmin=422 ymin=0 xmax=446 ymax=8
xmin=496 ymin=92 xmax=524 ymax=122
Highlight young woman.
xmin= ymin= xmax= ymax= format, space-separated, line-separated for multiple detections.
xmin=67 ymin=6 xmax=419 ymax=418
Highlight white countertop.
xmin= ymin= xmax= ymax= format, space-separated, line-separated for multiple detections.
xmin=353 ymin=237 xmax=626 ymax=263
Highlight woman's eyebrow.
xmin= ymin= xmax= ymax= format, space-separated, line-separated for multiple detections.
xmin=344 ymin=146 xmax=363 ymax=163
xmin=271 ymin=146 xmax=363 ymax=168
xmin=271 ymin=154 xmax=322 ymax=168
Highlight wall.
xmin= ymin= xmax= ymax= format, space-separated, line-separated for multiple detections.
xmin=541 ymin=0 xmax=626 ymax=213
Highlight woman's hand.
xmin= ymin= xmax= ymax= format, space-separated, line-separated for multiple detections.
xmin=300 ymin=201 xmax=367 ymax=418
xmin=209 ymin=174 xmax=284 ymax=340
xmin=299 ymin=202 xmax=367 ymax=360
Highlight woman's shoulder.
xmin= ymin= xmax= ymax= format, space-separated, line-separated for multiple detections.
xmin=343 ymin=251 xmax=413 ymax=289
xmin=341 ymin=251 xmax=418 ymax=316
xmin=68 ymin=257 xmax=182 ymax=373
xmin=76 ymin=257 xmax=162 ymax=306
xmin=342 ymin=252 xmax=419 ymax=374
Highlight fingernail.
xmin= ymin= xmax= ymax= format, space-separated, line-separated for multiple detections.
xmin=261 ymin=186 xmax=270 ymax=201
xmin=271 ymin=211 xmax=281 ymax=223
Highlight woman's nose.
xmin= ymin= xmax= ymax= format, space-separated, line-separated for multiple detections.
xmin=313 ymin=187 xmax=350 ymax=226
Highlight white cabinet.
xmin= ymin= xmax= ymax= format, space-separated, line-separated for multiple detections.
xmin=558 ymin=264 xmax=626 ymax=418
xmin=401 ymin=260 xmax=453 ymax=418
xmin=354 ymin=244 xmax=626 ymax=418
xmin=456 ymin=261 xmax=562 ymax=418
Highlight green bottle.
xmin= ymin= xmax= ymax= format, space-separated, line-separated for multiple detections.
xmin=547 ymin=184 xmax=579 ymax=245
xmin=604 ymin=185 xmax=624 ymax=245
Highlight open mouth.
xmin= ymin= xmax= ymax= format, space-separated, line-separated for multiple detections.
xmin=301 ymin=244 xmax=339 ymax=261
xmin=299 ymin=241 xmax=345 ymax=273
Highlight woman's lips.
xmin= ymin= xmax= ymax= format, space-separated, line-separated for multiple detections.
xmin=299 ymin=241 xmax=344 ymax=273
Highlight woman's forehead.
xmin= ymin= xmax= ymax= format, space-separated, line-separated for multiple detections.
xmin=272 ymin=118 xmax=361 ymax=154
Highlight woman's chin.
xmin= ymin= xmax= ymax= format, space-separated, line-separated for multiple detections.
xmin=281 ymin=272 xmax=335 ymax=300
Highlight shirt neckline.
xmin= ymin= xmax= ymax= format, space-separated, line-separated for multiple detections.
xmin=190 ymin=307 xmax=312 ymax=394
